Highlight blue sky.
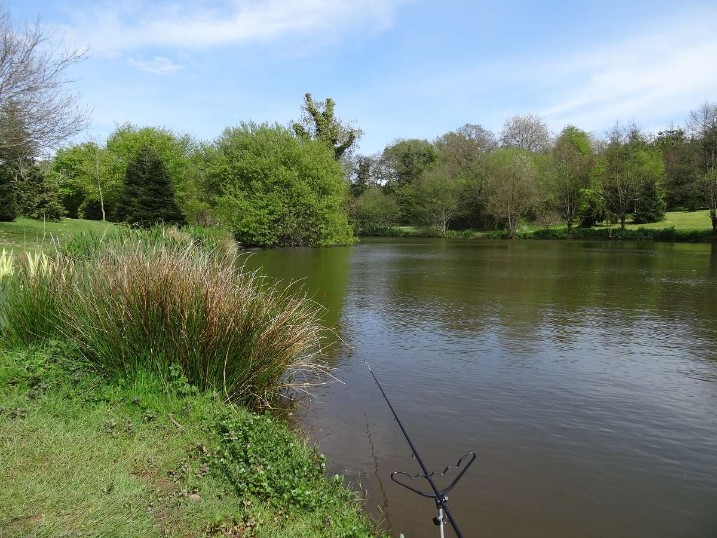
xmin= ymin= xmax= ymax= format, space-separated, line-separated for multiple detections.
xmin=7 ymin=0 xmax=717 ymax=155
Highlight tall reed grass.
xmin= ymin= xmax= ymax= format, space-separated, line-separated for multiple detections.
xmin=0 ymin=251 xmax=72 ymax=347
xmin=0 ymin=230 xmax=323 ymax=407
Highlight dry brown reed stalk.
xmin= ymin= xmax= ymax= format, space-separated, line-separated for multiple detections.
xmin=56 ymin=240 xmax=326 ymax=408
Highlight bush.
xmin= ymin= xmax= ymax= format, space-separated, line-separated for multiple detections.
xmin=529 ymin=226 xmax=714 ymax=242
xmin=1 ymin=229 xmax=320 ymax=407
xmin=211 ymin=123 xmax=354 ymax=248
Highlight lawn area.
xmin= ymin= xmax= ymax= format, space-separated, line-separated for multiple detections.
xmin=0 ymin=217 xmax=118 ymax=253
xmin=623 ymin=209 xmax=712 ymax=230
xmin=0 ymin=345 xmax=378 ymax=537
xmin=383 ymin=210 xmax=714 ymax=239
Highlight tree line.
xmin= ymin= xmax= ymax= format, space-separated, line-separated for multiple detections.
xmin=347 ymin=107 xmax=717 ymax=237
xmin=0 ymin=4 xmax=716 ymax=245
xmin=3 ymin=97 xmax=717 ymax=245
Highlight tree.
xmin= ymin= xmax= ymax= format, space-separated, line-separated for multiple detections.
xmin=348 ymin=154 xmax=377 ymax=198
xmin=500 ymin=114 xmax=551 ymax=153
xmin=550 ymin=126 xmax=595 ymax=231
xmin=598 ymin=124 xmax=665 ymax=229
xmin=413 ymin=163 xmax=465 ymax=236
xmin=15 ymin=163 xmax=64 ymax=221
xmin=435 ymin=124 xmax=497 ymax=169
xmin=655 ymin=128 xmax=700 ymax=211
xmin=381 ymin=138 xmax=437 ymax=223
xmin=350 ymin=185 xmax=400 ymax=235
xmin=211 ymin=123 xmax=353 ymax=247
xmin=483 ymin=149 xmax=540 ymax=237
xmin=382 ymin=138 xmax=437 ymax=187
xmin=686 ymin=102 xmax=717 ymax=232
xmin=50 ymin=141 xmax=118 ymax=220
xmin=292 ymin=93 xmax=362 ymax=160
xmin=117 ymin=143 xmax=186 ymax=227
xmin=0 ymin=5 xmax=88 ymax=156
xmin=0 ymin=160 xmax=16 ymax=220
xmin=434 ymin=124 xmax=496 ymax=227
xmin=106 ymin=125 xmax=199 ymax=217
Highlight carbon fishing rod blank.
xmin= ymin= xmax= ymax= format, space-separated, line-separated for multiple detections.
xmin=364 ymin=360 xmax=475 ymax=538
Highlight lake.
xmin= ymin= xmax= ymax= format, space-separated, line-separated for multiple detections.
xmin=243 ymin=239 xmax=717 ymax=538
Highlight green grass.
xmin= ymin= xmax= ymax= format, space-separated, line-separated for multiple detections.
xmin=375 ymin=211 xmax=715 ymax=240
xmin=0 ymin=217 xmax=118 ymax=254
xmin=622 ymin=209 xmax=712 ymax=230
xmin=0 ymin=344 xmax=379 ymax=537
xmin=0 ymin=225 xmax=383 ymax=536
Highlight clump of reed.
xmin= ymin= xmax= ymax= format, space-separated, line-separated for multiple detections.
xmin=0 ymin=251 xmax=73 ymax=347
xmin=0 ymin=249 xmax=13 ymax=279
xmin=1 ymin=231 xmax=323 ymax=408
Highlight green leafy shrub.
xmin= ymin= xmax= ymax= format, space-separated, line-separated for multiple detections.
xmin=529 ymin=226 xmax=714 ymax=242
xmin=211 ymin=123 xmax=354 ymax=248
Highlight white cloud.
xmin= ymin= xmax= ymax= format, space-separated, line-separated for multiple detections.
xmin=536 ymin=11 xmax=717 ymax=134
xmin=127 ymin=55 xmax=183 ymax=74
xmin=59 ymin=0 xmax=406 ymax=55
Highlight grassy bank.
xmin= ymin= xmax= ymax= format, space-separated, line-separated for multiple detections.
xmin=0 ymin=217 xmax=118 ymax=253
xmin=0 ymin=224 xmax=382 ymax=537
xmin=379 ymin=210 xmax=716 ymax=241
xmin=0 ymin=345 xmax=377 ymax=537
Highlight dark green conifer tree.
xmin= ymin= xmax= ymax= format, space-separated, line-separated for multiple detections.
xmin=16 ymin=165 xmax=65 ymax=221
xmin=0 ymin=162 xmax=17 ymax=221
xmin=117 ymin=143 xmax=186 ymax=227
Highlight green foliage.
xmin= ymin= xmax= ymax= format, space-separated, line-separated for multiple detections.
xmin=656 ymin=129 xmax=701 ymax=211
xmin=15 ymin=165 xmax=66 ymax=221
xmin=413 ymin=163 xmax=466 ymax=236
xmin=381 ymin=138 xmax=438 ymax=224
xmin=215 ymin=412 xmax=327 ymax=509
xmin=0 ymin=162 xmax=18 ymax=221
xmin=433 ymin=124 xmax=494 ymax=227
xmin=598 ymin=124 xmax=665 ymax=229
xmin=382 ymin=138 xmax=437 ymax=188
xmin=1 ymin=231 xmax=321 ymax=407
xmin=292 ymin=93 xmax=362 ymax=160
xmin=550 ymin=126 xmax=595 ymax=229
xmin=117 ymin=143 xmax=186 ymax=227
xmin=107 ymin=124 xmax=202 ymax=222
xmin=531 ymin=225 xmax=713 ymax=242
xmin=212 ymin=123 xmax=354 ymax=247
xmin=350 ymin=185 xmax=400 ymax=235
xmin=50 ymin=142 xmax=118 ymax=221
xmin=633 ymin=178 xmax=667 ymax=223
xmin=484 ymin=148 xmax=540 ymax=237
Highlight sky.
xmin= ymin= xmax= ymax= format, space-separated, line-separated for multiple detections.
xmin=7 ymin=0 xmax=717 ymax=155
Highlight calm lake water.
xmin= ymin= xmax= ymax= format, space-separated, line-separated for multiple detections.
xmin=243 ymin=239 xmax=717 ymax=538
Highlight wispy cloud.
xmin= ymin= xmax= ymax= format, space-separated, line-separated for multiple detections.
xmin=536 ymin=10 xmax=717 ymax=133
xmin=127 ymin=55 xmax=183 ymax=75
xmin=400 ymin=7 xmax=717 ymax=138
xmin=58 ymin=0 xmax=406 ymax=55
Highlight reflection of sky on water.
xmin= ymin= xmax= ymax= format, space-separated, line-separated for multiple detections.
xmin=249 ymin=239 xmax=717 ymax=538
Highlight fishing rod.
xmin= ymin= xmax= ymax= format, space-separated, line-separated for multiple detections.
xmin=364 ymin=360 xmax=475 ymax=538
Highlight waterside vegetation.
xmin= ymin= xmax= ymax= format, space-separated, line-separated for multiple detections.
xmin=0 ymin=227 xmax=382 ymax=537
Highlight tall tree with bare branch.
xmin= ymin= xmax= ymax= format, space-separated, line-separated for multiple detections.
xmin=0 ymin=4 xmax=88 ymax=220
xmin=687 ymin=102 xmax=717 ymax=232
